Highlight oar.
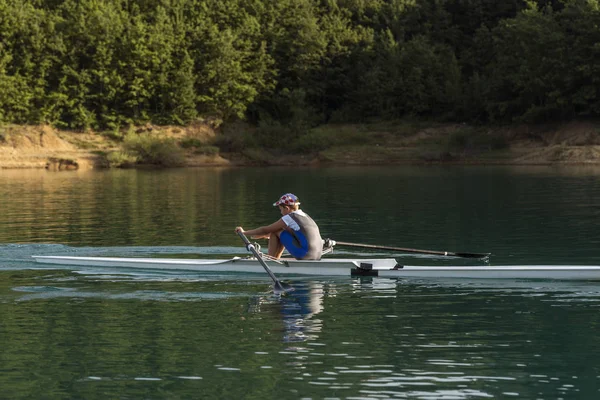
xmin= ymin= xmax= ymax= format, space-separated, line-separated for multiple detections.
xmin=333 ymin=240 xmax=490 ymax=259
xmin=237 ymin=231 xmax=292 ymax=293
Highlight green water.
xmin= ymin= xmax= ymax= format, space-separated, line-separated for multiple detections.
xmin=1 ymin=166 xmax=600 ymax=399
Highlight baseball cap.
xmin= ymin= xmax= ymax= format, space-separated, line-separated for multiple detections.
xmin=273 ymin=193 xmax=300 ymax=206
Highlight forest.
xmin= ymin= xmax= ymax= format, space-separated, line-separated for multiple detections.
xmin=0 ymin=0 xmax=599 ymax=133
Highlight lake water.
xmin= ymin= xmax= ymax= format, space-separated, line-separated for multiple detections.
xmin=1 ymin=166 xmax=600 ymax=399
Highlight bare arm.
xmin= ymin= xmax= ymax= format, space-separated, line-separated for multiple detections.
xmin=235 ymin=219 xmax=287 ymax=239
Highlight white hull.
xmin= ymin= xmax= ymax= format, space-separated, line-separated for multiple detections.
xmin=32 ymin=256 xmax=600 ymax=280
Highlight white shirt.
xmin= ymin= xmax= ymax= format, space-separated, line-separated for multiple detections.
xmin=281 ymin=210 xmax=308 ymax=231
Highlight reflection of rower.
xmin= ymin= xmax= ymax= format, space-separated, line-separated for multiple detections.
xmin=235 ymin=193 xmax=322 ymax=260
xmin=280 ymin=282 xmax=325 ymax=343
xmin=246 ymin=281 xmax=327 ymax=343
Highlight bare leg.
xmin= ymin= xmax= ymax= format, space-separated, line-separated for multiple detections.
xmin=268 ymin=230 xmax=285 ymax=258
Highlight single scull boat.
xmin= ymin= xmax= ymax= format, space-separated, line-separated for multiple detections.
xmin=32 ymin=256 xmax=600 ymax=280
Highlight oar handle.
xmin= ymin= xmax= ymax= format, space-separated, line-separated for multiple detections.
xmin=334 ymin=241 xmax=490 ymax=259
xmin=237 ymin=230 xmax=252 ymax=249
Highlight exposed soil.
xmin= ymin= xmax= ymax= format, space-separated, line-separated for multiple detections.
xmin=0 ymin=123 xmax=230 ymax=169
xmin=0 ymin=121 xmax=599 ymax=170
xmin=0 ymin=125 xmax=101 ymax=170
xmin=317 ymin=121 xmax=600 ymax=166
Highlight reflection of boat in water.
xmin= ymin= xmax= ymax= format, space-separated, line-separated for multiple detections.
xmin=247 ymin=282 xmax=327 ymax=343
xmin=280 ymin=282 xmax=326 ymax=343
xmin=34 ymin=256 xmax=600 ymax=280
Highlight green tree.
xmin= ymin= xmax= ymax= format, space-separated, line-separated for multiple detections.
xmin=258 ymin=0 xmax=327 ymax=123
xmin=0 ymin=1 xmax=64 ymax=124
xmin=187 ymin=0 xmax=275 ymax=120
xmin=42 ymin=0 xmax=130 ymax=128
xmin=485 ymin=3 xmax=567 ymax=122
xmin=556 ymin=0 xmax=600 ymax=117
xmin=0 ymin=54 xmax=32 ymax=123
xmin=166 ymin=50 xmax=198 ymax=124
xmin=0 ymin=0 xmax=598 ymax=128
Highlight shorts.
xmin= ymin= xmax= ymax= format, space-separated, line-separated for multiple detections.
xmin=280 ymin=230 xmax=309 ymax=259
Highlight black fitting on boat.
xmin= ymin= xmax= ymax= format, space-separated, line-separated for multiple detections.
xmin=351 ymin=262 xmax=378 ymax=277
xmin=359 ymin=262 xmax=373 ymax=271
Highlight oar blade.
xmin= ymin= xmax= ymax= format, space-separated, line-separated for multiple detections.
xmin=273 ymin=281 xmax=295 ymax=294
xmin=451 ymin=252 xmax=491 ymax=259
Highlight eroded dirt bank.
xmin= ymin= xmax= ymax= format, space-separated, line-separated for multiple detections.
xmin=0 ymin=123 xmax=229 ymax=170
xmin=0 ymin=122 xmax=599 ymax=170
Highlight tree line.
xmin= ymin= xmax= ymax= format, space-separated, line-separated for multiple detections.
xmin=0 ymin=0 xmax=598 ymax=131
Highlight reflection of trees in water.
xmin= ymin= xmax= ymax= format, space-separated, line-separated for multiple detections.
xmin=247 ymin=281 xmax=331 ymax=343
xmin=0 ymin=168 xmax=229 ymax=246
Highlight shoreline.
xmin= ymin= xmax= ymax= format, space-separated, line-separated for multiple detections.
xmin=1 ymin=122 xmax=599 ymax=170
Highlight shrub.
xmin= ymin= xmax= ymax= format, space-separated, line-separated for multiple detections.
xmin=241 ymin=147 xmax=272 ymax=164
xmin=194 ymin=145 xmax=219 ymax=156
xmin=106 ymin=151 xmax=138 ymax=168
xmin=122 ymin=133 xmax=185 ymax=166
xmin=179 ymin=138 xmax=220 ymax=155
xmin=214 ymin=122 xmax=258 ymax=152
xmin=291 ymin=126 xmax=371 ymax=153
xmin=446 ymin=128 xmax=509 ymax=151
xmin=254 ymin=119 xmax=300 ymax=148
xmin=447 ymin=130 xmax=469 ymax=149
xmin=179 ymin=138 xmax=205 ymax=149
xmin=101 ymin=129 xmax=124 ymax=141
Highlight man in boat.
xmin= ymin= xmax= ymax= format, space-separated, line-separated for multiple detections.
xmin=235 ymin=193 xmax=322 ymax=260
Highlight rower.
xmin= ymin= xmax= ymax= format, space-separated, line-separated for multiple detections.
xmin=235 ymin=193 xmax=323 ymax=260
